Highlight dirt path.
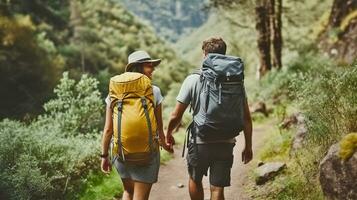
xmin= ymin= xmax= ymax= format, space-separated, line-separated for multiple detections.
xmin=150 ymin=120 xmax=275 ymax=200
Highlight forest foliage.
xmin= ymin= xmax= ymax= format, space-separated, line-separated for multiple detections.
xmin=0 ymin=0 xmax=191 ymax=119
xmin=0 ymin=73 xmax=102 ymax=200
xmin=0 ymin=0 xmax=356 ymax=199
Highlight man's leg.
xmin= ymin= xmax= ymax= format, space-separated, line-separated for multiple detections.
xmin=189 ymin=177 xmax=204 ymax=200
xmin=187 ymin=142 xmax=209 ymax=200
xmin=209 ymin=143 xmax=235 ymax=200
xmin=210 ymin=185 xmax=224 ymax=200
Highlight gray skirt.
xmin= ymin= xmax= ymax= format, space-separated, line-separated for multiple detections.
xmin=113 ymin=152 xmax=160 ymax=184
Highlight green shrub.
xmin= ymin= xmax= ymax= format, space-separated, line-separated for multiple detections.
xmin=42 ymin=72 xmax=104 ymax=136
xmin=252 ymin=50 xmax=330 ymax=104
xmin=251 ymin=51 xmax=356 ymax=199
xmin=287 ymin=63 xmax=357 ymax=199
xmin=0 ymin=73 xmax=104 ymax=199
xmin=294 ymin=65 xmax=357 ymax=149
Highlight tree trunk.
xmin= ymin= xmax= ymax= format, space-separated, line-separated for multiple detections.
xmin=318 ymin=0 xmax=357 ymax=64
xmin=69 ymin=0 xmax=85 ymax=71
xmin=328 ymin=0 xmax=357 ymax=28
xmin=256 ymin=0 xmax=271 ymax=78
xmin=69 ymin=0 xmax=82 ymax=40
xmin=270 ymin=0 xmax=282 ymax=69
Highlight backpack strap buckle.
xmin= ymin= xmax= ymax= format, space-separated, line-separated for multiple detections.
xmin=140 ymin=97 xmax=154 ymax=153
xmin=117 ymin=100 xmax=123 ymax=111
xmin=141 ymin=97 xmax=148 ymax=109
xmin=117 ymin=100 xmax=125 ymax=161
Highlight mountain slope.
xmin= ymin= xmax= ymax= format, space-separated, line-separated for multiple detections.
xmin=120 ymin=0 xmax=208 ymax=42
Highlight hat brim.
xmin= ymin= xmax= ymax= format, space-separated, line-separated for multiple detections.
xmin=125 ymin=59 xmax=161 ymax=72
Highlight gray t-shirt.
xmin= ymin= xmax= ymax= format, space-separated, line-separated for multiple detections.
xmin=106 ymin=85 xmax=163 ymax=107
xmin=176 ymin=74 xmax=236 ymax=144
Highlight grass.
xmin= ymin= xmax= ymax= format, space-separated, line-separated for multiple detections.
xmin=258 ymin=129 xmax=293 ymax=161
xmin=79 ymin=170 xmax=123 ymax=200
xmin=247 ymin=118 xmax=325 ymax=200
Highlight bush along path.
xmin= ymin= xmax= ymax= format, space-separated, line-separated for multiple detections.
xmin=149 ymin=118 xmax=277 ymax=200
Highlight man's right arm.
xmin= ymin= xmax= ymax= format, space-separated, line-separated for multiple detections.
xmin=166 ymin=75 xmax=195 ymax=146
xmin=166 ymin=102 xmax=189 ymax=146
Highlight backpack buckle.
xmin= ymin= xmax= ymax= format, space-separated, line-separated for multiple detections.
xmin=140 ymin=97 xmax=148 ymax=109
xmin=117 ymin=100 xmax=123 ymax=111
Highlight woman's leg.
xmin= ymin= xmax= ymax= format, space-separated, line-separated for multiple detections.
xmin=121 ymin=178 xmax=134 ymax=200
xmin=133 ymin=181 xmax=153 ymax=200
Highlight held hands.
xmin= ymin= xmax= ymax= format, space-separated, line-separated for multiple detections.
xmin=159 ymin=134 xmax=174 ymax=153
xmin=166 ymin=132 xmax=175 ymax=146
xmin=166 ymin=133 xmax=175 ymax=152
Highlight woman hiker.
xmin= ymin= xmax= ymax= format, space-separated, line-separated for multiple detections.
xmin=100 ymin=50 xmax=173 ymax=200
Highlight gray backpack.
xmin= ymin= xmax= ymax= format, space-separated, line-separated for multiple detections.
xmin=191 ymin=53 xmax=245 ymax=141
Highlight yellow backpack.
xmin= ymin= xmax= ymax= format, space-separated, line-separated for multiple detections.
xmin=109 ymin=72 xmax=158 ymax=165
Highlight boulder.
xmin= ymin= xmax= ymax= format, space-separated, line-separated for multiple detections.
xmin=319 ymin=143 xmax=357 ymax=200
xmin=255 ymin=162 xmax=286 ymax=185
xmin=251 ymin=101 xmax=269 ymax=117
xmin=291 ymin=124 xmax=308 ymax=150
xmin=290 ymin=113 xmax=308 ymax=153
xmin=279 ymin=115 xmax=298 ymax=129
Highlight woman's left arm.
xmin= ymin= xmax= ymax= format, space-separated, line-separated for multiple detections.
xmin=154 ymin=103 xmax=173 ymax=153
xmin=154 ymin=103 xmax=165 ymax=143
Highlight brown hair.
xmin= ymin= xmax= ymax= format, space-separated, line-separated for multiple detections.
xmin=126 ymin=63 xmax=144 ymax=73
xmin=202 ymin=37 xmax=227 ymax=55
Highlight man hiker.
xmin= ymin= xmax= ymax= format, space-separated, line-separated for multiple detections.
xmin=166 ymin=37 xmax=253 ymax=200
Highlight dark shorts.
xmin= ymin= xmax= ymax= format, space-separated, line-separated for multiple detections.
xmin=186 ymin=142 xmax=235 ymax=187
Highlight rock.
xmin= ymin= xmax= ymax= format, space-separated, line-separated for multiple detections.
xmin=291 ymin=125 xmax=307 ymax=150
xmin=176 ymin=183 xmax=184 ymax=188
xmin=257 ymin=161 xmax=265 ymax=167
xmin=255 ymin=162 xmax=286 ymax=185
xmin=279 ymin=114 xmax=298 ymax=129
xmin=279 ymin=112 xmax=305 ymax=129
xmin=330 ymin=48 xmax=338 ymax=55
xmin=290 ymin=113 xmax=308 ymax=153
xmin=319 ymin=143 xmax=357 ymax=200
xmin=251 ymin=101 xmax=269 ymax=117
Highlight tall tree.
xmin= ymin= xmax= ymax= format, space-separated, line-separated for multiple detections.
xmin=269 ymin=0 xmax=283 ymax=69
xmin=0 ymin=16 xmax=60 ymax=119
xmin=256 ymin=0 xmax=272 ymax=78
xmin=69 ymin=0 xmax=86 ymax=72
xmin=209 ymin=0 xmax=283 ymax=78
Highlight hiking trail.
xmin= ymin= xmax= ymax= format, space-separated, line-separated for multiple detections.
xmin=149 ymin=119 xmax=275 ymax=200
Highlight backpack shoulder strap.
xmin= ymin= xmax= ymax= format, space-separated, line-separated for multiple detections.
xmin=188 ymin=69 xmax=203 ymax=115
xmin=191 ymin=68 xmax=201 ymax=76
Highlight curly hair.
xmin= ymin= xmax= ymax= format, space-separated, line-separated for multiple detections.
xmin=202 ymin=37 xmax=227 ymax=55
